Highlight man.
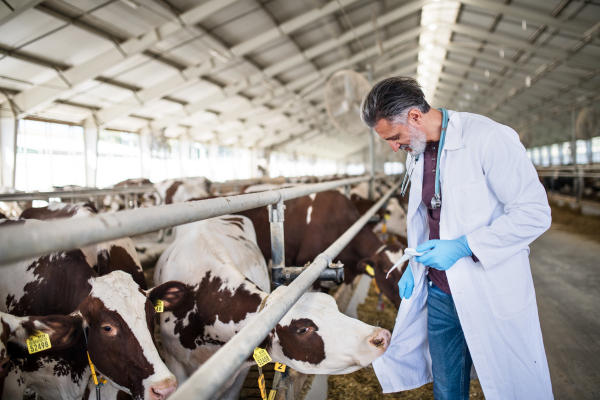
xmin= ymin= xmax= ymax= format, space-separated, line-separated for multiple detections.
xmin=361 ymin=77 xmax=553 ymax=400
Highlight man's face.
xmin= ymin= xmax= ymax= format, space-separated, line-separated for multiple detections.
xmin=374 ymin=118 xmax=427 ymax=157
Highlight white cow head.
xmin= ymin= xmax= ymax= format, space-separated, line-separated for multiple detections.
xmin=265 ymin=287 xmax=390 ymax=375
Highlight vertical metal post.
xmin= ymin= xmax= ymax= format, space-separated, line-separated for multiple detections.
xmin=268 ymin=198 xmax=286 ymax=285
xmin=571 ymin=109 xmax=580 ymax=202
xmin=367 ymin=64 xmax=376 ymax=201
xmin=344 ymin=184 xmax=351 ymax=199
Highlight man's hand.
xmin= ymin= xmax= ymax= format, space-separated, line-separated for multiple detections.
xmin=398 ymin=265 xmax=415 ymax=299
xmin=414 ymin=236 xmax=472 ymax=271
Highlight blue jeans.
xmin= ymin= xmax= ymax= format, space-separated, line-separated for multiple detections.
xmin=427 ymin=280 xmax=472 ymax=400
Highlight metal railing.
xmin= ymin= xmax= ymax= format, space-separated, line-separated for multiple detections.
xmin=0 ymin=174 xmax=401 ymax=400
xmin=170 ymin=178 xmax=402 ymax=400
xmin=0 ymin=176 xmax=371 ymax=265
xmin=0 ymin=185 xmax=157 ymax=203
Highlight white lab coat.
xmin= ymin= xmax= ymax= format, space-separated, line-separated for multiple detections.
xmin=373 ymin=111 xmax=554 ymax=400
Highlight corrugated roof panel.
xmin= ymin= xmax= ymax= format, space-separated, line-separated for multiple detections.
xmin=0 ymin=57 xmax=57 ymax=84
xmin=19 ymin=25 xmax=114 ymax=67
xmin=0 ymin=8 xmax=65 ymax=48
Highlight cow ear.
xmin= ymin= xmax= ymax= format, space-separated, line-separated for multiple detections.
xmin=147 ymin=281 xmax=188 ymax=312
xmin=17 ymin=315 xmax=83 ymax=349
xmin=357 ymin=259 xmax=376 ymax=276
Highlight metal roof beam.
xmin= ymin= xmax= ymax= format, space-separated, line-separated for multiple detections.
xmin=11 ymin=0 xmax=241 ymax=116
xmin=458 ymin=0 xmax=589 ymax=37
xmin=0 ymin=0 xmax=43 ymax=27
xmin=150 ymin=11 xmax=426 ymax=130
xmin=443 ymin=23 xmax=598 ymax=71
xmin=91 ymin=0 xmax=387 ymax=127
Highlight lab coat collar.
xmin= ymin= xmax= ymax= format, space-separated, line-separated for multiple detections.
xmin=442 ymin=110 xmax=464 ymax=151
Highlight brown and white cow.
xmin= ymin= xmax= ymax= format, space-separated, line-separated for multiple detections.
xmin=104 ymin=178 xmax=160 ymax=212
xmin=0 ymin=311 xmax=87 ymax=398
xmin=154 ymin=177 xmax=211 ymax=205
xmin=154 ymin=216 xmax=391 ymax=399
xmin=19 ymin=202 xmax=148 ymax=289
xmin=0 ymin=230 xmax=182 ymax=400
xmin=236 ymin=191 xmax=406 ymax=308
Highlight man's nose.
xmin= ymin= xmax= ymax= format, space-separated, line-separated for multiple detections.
xmin=389 ymin=141 xmax=399 ymax=152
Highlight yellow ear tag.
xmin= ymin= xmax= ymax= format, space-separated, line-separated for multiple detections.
xmin=258 ymin=374 xmax=266 ymax=399
xmin=268 ymin=390 xmax=277 ymax=400
xmin=274 ymin=362 xmax=286 ymax=372
xmin=27 ymin=331 xmax=51 ymax=354
xmin=253 ymin=347 xmax=271 ymax=367
xmin=385 ymin=214 xmax=390 ymax=220
xmin=365 ymin=264 xmax=375 ymax=277
xmin=154 ymin=299 xmax=164 ymax=313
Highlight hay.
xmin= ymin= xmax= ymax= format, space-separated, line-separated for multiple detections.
xmin=327 ymin=280 xmax=485 ymax=400
xmin=549 ymin=201 xmax=600 ymax=243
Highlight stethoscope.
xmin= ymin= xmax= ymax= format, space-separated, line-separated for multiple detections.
xmin=399 ymin=108 xmax=448 ymax=210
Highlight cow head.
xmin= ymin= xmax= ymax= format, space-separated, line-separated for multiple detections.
xmin=356 ymin=243 xmax=405 ymax=308
xmin=0 ymin=312 xmax=81 ymax=393
xmin=76 ymin=271 xmax=186 ymax=400
xmin=265 ymin=287 xmax=390 ymax=375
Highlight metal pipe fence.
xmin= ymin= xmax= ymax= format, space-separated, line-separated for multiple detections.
xmin=169 ymin=177 xmax=402 ymax=400
xmin=0 ymin=176 xmax=371 ymax=265
xmin=0 ymin=185 xmax=157 ymax=202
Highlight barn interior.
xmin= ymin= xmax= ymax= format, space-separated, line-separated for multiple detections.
xmin=0 ymin=0 xmax=599 ymax=399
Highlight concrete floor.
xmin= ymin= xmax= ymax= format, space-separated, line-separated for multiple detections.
xmin=530 ymin=228 xmax=600 ymax=399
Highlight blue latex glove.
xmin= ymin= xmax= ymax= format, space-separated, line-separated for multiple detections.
xmin=414 ymin=236 xmax=472 ymax=271
xmin=398 ymin=265 xmax=414 ymax=299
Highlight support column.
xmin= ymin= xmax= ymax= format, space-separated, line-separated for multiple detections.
xmin=83 ymin=117 xmax=98 ymax=188
xmin=250 ymin=146 xmax=260 ymax=178
xmin=0 ymin=105 xmax=18 ymax=188
xmin=139 ymin=126 xmax=153 ymax=179
xmin=179 ymin=134 xmax=191 ymax=178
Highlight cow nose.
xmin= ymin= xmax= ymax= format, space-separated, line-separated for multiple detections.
xmin=369 ymin=328 xmax=391 ymax=351
xmin=150 ymin=382 xmax=177 ymax=399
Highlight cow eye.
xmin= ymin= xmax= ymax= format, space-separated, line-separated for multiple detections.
xmin=296 ymin=327 xmax=310 ymax=334
xmin=102 ymin=326 xmax=112 ymax=332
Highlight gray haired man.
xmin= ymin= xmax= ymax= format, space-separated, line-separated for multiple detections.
xmin=361 ymin=77 xmax=553 ymax=400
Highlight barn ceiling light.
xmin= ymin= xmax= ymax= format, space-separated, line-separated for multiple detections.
xmin=526 ymin=76 xmax=532 ymax=87
xmin=485 ymin=69 xmax=490 ymax=78
xmin=428 ymin=24 xmax=438 ymax=31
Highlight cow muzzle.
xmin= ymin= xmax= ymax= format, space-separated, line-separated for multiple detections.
xmin=149 ymin=380 xmax=177 ymax=400
xmin=369 ymin=328 xmax=391 ymax=351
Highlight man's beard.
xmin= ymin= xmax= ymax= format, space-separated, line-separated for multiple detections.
xmin=399 ymin=125 xmax=427 ymax=156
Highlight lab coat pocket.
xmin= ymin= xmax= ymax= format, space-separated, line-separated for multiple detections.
xmin=476 ymin=251 xmax=535 ymax=319
xmin=451 ymin=180 xmax=491 ymax=229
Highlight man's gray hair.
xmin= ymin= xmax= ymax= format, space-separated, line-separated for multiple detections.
xmin=360 ymin=76 xmax=431 ymax=129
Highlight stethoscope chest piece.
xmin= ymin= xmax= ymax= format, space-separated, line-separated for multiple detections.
xmin=431 ymin=193 xmax=442 ymax=209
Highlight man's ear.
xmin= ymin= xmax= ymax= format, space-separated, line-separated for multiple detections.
xmin=146 ymin=281 xmax=188 ymax=312
xmin=17 ymin=315 xmax=83 ymax=349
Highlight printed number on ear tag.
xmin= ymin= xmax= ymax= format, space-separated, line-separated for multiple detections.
xmin=253 ymin=347 xmax=271 ymax=367
xmin=274 ymin=362 xmax=286 ymax=372
xmin=27 ymin=331 xmax=51 ymax=354
xmin=268 ymin=390 xmax=277 ymax=400
xmin=154 ymin=299 xmax=164 ymax=313
xmin=365 ymin=264 xmax=375 ymax=277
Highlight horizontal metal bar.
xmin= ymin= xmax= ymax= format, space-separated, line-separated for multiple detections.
xmin=538 ymin=172 xmax=600 ymax=178
xmin=0 ymin=185 xmax=157 ymax=202
xmin=169 ymin=177 xmax=402 ymax=400
xmin=0 ymin=177 xmax=370 ymax=265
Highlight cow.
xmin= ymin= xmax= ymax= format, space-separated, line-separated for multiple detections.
xmin=154 ymin=216 xmax=391 ymax=399
xmin=19 ymin=202 xmax=147 ymax=289
xmin=0 ymin=225 xmax=182 ymax=400
xmin=104 ymin=178 xmax=160 ymax=212
xmin=0 ymin=311 xmax=93 ymax=398
xmin=154 ymin=177 xmax=211 ymax=204
xmin=0 ymin=187 xmax=32 ymax=218
xmin=236 ymin=190 xmax=406 ymax=308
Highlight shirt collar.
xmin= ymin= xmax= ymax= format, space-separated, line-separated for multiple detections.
xmin=442 ymin=110 xmax=464 ymax=151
